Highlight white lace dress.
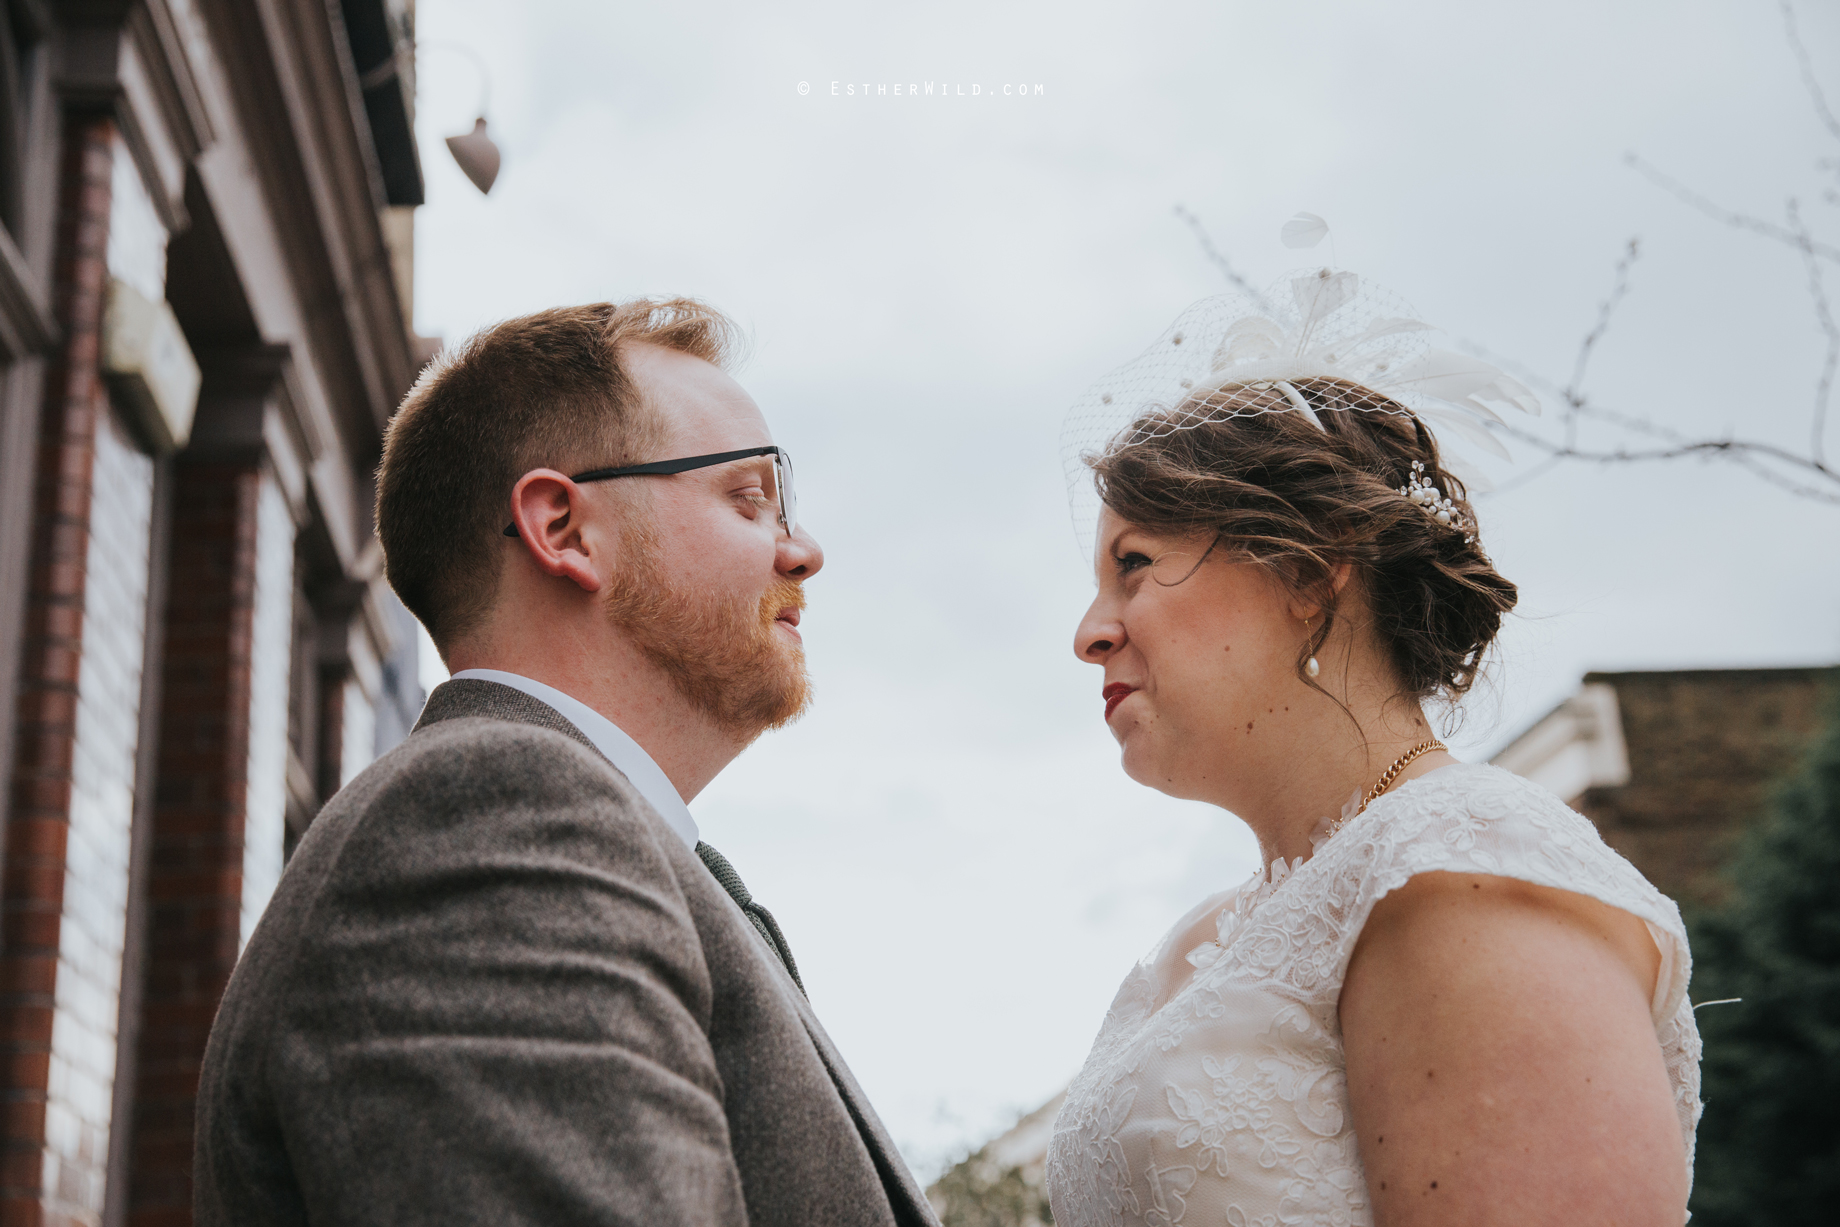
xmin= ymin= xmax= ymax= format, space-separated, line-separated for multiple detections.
xmin=1044 ymin=763 xmax=1702 ymax=1227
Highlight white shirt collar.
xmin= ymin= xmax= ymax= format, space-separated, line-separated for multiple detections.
xmin=449 ymin=668 xmax=701 ymax=850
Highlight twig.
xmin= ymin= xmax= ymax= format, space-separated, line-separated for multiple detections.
xmin=1483 ymin=4 xmax=1840 ymax=508
xmin=1485 ymin=452 xmax=1566 ymax=497
xmin=1492 ymin=419 xmax=1840 ymax=504
xmin=1467 ymin=336 xmax=1840 ymax=502
xmin=1567 ymin=239 xmax=1640 ymax=400
xmin=1781 ymin=0 xmax=1840 ymax=145
xmin=1788 ymin=199 xmax=1838 ymax=464
xmin=1626 ymin=154 xmax=1840 ymax=264
xmin=1174 ymin=206 xmax=1274 ymax=312
xmin=1172 ymin=52 xmax=1840 ymax=509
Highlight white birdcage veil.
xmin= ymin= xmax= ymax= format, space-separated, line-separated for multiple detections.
xmin=1062 ymin=223 xmax=1540 ymax=557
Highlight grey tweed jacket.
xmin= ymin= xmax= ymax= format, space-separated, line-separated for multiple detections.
xmin=194 ymin=678 xmax=937 ymax=1227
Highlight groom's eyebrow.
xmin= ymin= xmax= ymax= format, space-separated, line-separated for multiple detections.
xmin=705 ymin=455 xmax=774 ymax=488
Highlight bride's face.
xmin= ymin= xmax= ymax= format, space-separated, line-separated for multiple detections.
xmin=1073 ymin=508 xmax=1311 ymax=804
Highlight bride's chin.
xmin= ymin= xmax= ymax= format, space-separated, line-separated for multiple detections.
xmin=1117 ymin=739 xmax=1161 ymax=790
xmin=1119 ymin=739 xmax=1211 ymax=802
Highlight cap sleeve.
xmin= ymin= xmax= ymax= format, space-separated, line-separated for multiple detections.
xmin=1322 ymin=763 xmax=1694 ymax=1025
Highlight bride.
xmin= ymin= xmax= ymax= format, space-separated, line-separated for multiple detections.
xmin=1044 ymin=271 xmax=1700 ymax=1226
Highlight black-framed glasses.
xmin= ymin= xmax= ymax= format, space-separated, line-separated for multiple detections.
xmin=503 ymin=446 xmax=797 ymax=538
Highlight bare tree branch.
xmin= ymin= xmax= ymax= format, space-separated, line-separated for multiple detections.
xmin=1492 ymin=419 xmax=1840 ymax=504
xmin=1467 ymin=246 xmax=1643 ymax=497
xmin=1482 ymin=450 xmax=1566 ymax=497
xmin=1567 ymin=238 xmax=1640 ymax=402
xmin=1174 ymin=204 xmax=1273 ymax=312
xmin=1176 ymin=0 xmax=1840 ymax=522
xmin=1788 ymin=199 xmax=1838 ymax=464
xmin=1479 ymin=7 xmax=1840 ymax=505
xmin=1175 ymin=203 xmax=1840 ymax=503
xmin=1463 ymin=330 xmax=1840 ymax=504
xmin=1781 ymin=0 xmax=1840 ymax=145
xmin=1625 ymin=153 xmax=1840 ymax=263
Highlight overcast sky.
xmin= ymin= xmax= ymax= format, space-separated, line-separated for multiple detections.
xmin=407 ymin=0 xmax=1840 ymax=1175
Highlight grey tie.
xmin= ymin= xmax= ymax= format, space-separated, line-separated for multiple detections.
xmin=695 ymin=841 xmax=807 ymax=997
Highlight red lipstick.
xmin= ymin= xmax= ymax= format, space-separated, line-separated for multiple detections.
xmin=1103 ymin=683 xmax=1136 ymax=720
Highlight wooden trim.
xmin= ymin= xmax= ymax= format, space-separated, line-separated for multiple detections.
xmin=0 ymin=0 xmax=67 ymax=930
xmin=12 ymin=4 xmax=61 ymax=287
xmin=0 ymin=356 xmax=47 ymax=899
xmin=130 ymin=0 xmax=215 ymax=158
xmin=190 ymin=0 xmax=416 ymax=441
xmin=53 ymin=12 xmax=213 ymax=235
xmin=0 ymin=220 xmax=57 ymax=359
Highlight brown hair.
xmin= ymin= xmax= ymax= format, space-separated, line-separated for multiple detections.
xmin=1089 ymin=378 xmax=1517 ymax=703
xmin=376 ymin=298 xmax=740 ymax=646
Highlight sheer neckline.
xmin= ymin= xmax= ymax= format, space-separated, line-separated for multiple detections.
xmin=1175 ymin=762 xmax=1472 ymax=990
xmin=1263 ymin=760 xmax=1468 ymax=887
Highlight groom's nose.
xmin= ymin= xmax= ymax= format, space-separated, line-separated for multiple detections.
xmin=777 ymin=525 xmax=824 ymax=578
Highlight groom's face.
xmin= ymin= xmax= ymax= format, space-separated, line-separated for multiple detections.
xmin=601 ymin=343 xmax=824 ymax=739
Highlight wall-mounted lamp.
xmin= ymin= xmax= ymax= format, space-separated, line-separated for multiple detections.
xmin=421 ymin=41 xmax=501 ymax=196
xmin=445 ymin=118 xmax=500 ymax=194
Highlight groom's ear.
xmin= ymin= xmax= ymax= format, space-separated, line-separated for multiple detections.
xmin=508 ymin=469 xmax=604 ymax=593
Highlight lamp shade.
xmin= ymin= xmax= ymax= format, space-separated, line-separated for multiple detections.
xmin=445 ymin=117 xmax=501 ymax=194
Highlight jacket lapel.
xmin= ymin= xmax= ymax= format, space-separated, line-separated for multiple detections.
xmin=785 ymin=990 xmax=937 ymax=1226
xmin=416 ymin=679 xmax=935 ymax=1224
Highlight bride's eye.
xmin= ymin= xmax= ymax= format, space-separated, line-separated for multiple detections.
xmin=1115 ymin=552 xmax=1153 ymax=576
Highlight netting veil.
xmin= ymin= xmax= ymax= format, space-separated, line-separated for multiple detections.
xmin=1061 ymin=229 xmax=1542 ymax=555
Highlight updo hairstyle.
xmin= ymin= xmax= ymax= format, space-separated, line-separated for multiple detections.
xmin=1089 ymin=378 xmax=1517 ymax=703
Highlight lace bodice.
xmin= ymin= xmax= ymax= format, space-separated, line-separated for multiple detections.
xmin=1045 ymin=763 xmax=1702 ymax=1227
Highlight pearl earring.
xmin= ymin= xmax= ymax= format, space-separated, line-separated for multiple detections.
xmin=1304 ymin=618 xmax=1320 ymax=678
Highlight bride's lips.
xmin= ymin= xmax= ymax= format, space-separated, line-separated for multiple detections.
xmin=1103 ymin=682 xmax=1137 ymax=721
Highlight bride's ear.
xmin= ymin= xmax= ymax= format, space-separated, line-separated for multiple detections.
xmin=1286 ymin=561 xmax=1355 ymax=623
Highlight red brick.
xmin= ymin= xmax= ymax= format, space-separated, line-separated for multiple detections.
xmin=126 ymin=422 xmax=273 ymax=1227
xmin=0 ymin=1102 xmax=45 ymax=1146
xmin=0 ymin=113 xmax=117 ymax=1224
xmin=0 ymin=1192 xmax=45 ymax=1227
xmin=1577 ymin=667 xmax=1840 ymax=904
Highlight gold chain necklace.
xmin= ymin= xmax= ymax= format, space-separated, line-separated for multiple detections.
xmin=1329 ymin=740 xmax=1447 ymax=837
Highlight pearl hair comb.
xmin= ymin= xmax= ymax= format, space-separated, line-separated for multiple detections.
xmin=1399 ymin=460 xmax=1473 ymax=541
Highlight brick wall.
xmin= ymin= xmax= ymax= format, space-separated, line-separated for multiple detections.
xmin=124 ymin=450 xmax=299 ymax=1226
xmin=0 ymin=7 xmax=428 ymax=1223
xmin=1578 ymin=667 xmax=1840 ymax=905
xmin=125 ymin=459 xmax=262 ymax=1227
xmin=50 ymin=404 xmax=153 ymax=1224
xmin=0 ymin=112 xmax=119 ymax=1227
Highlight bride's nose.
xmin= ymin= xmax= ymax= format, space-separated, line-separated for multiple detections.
xmin=1074 ymin=600 xmax=1125 ymax=663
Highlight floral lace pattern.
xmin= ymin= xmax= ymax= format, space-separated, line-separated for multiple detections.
xmin=1045 ymin=764 xmax=1702 ymax=1227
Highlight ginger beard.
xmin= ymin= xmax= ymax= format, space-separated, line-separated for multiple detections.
xmin=603 ymin=524 xmax=811 ymax=740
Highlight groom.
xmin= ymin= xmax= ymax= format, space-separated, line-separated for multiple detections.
xmin=193 ymin=299 xmax=936 ymax=1226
